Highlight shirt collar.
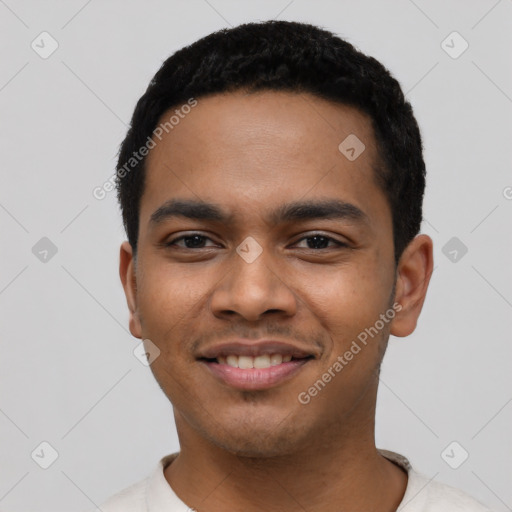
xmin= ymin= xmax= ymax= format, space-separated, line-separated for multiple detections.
xmin=146 ymin=453 xmax=191 ymax=511
xmin=145 ymin=450 xmax=425 ymax=511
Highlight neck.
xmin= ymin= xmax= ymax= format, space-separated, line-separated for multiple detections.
xmin=164 ymin=389 xmax=407 ymax=512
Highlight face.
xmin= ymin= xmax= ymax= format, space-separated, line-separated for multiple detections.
xmin=120 ymin=90 xmax=432 ymax=457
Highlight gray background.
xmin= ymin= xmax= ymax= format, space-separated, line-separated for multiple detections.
xmin=1 ymin=1 xmax=511 ymax=511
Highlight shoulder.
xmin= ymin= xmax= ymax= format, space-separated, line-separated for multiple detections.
xmin=86 ymin=477 xmax=148 ymax=512
xmin=379 ymin=450 xmax=493 ymax=512
xmin=404 ymin=470 xmax=493 ymax=511
xmin=84 ymin=453 xmax=180 ymax=512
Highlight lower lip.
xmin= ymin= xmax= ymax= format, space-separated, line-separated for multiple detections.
xmin=201 ymin=359 xmax=311 ymax=390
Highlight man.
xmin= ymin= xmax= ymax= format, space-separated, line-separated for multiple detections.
xmin=97 ymin=20 xmax=492 ymax=512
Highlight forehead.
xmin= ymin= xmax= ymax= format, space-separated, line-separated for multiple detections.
xmin=140 ymin=90 xmax=388 ymax=231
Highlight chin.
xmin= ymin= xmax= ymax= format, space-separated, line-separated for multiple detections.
xmin=203 ymin=417 xmax=309 ymax=459
xmin=217 ymin=436 xmax=299 ymax=459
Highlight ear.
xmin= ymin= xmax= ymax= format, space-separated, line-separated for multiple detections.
xmin=119 ymin=241 xmax=142 ymax=339
xmin=390 ymin=234 xmax=434 ymax=337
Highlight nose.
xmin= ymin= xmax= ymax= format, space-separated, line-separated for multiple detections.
xmin=210 ymin=240 xmax=298 ymax=322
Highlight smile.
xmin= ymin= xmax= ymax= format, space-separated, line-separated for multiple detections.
xmin=200 ymin=354 xmax=313 ymax=390
xmin=217 ymin=353 xmax=293 ymax=368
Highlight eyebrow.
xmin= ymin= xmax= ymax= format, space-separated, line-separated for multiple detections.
xmin=149 ymin=198 xmax=369 ymax=227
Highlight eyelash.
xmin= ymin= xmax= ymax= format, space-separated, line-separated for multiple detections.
xmin=163 ymin=233 xmax=348 ymax=250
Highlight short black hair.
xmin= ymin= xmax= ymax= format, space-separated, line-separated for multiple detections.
xmin=116 ymin=20 xmax=425 ymax=263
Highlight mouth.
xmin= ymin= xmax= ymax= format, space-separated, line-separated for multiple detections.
xmin=198 ymin=352 xmax=314 ymax=390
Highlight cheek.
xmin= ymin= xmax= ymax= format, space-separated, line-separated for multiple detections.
xmin=138 ymin=260 xmax=203 ymax=320
xmin=304 ymin=260 xmax=391 ymax=340
xmin=135 ymin=266 xmax=202 ymax=365
xmin=136 ymin=268 xmax=201 ymax=401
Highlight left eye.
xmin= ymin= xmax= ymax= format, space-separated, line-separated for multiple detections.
xmin=294 ymin=234 xmax=346 ymax=250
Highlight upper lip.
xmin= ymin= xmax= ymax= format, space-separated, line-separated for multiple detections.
xmin=197 ymin=339 xmax=317 ymax=359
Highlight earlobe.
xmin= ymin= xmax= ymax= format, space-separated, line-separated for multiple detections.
xmin=390 ymin=234 xmax=434 ymax=338
xmin=119 ymin=241 xmax=142 ymax=339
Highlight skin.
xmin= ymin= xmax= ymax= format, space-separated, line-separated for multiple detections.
xmin=119 ymin=90 xmax=433 ymax=512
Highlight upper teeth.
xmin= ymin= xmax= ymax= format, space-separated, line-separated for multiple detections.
xmin=217 ymin=354 xmax=293 ymax=369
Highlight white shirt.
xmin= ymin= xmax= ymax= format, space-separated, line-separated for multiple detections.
xmin=92 ymin=450 xmax=492 ymax=511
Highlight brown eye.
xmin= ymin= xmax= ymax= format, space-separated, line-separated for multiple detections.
xmin=165 ymin=234 xmax=216 ymax=249
xmin=295 ymin=234 xmax=347 ymax=250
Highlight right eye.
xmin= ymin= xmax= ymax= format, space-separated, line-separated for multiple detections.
xmin=163 ymin=233 xmax=218 ymax=249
